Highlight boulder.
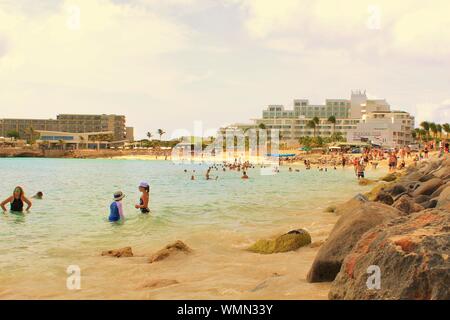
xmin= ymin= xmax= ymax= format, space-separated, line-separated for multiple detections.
xmin=329 ymin=209 xmax=450 ymax=300
xmin=248 ymin=229 xmax=311 ymax=254
xmin=414 ymin=195 xmax=431 ymax=204
xmin=334 ymin=195 xmax=368 ymax=216
xmin=386 ymin=184 xmax=407 ymax=197
xmin=101 ymin=246 xmax=133 ymax=258
xmin=381 ymin=173 xmax=398 ymax=182
xmin=412 ymin=178 xmax=443 ymax=197
xmin=432 ymin=165 xmax=450 ymax=179
xmin=148 ymin=240 xmax=192 ymax=263
xmin=419 ymin=173 xmax=435 ymax=182
xmin=436 ymin=186 xmax=450 ymax=208
xmin=393 ymin=195 xmax=424 ymax=214
xmin=306 ymin=202 xmax=401 ymax=283
xmin=430 ymin=183 xmax=449 ymax=199
xmin=374 ymin=192 xmax=394 ymax=205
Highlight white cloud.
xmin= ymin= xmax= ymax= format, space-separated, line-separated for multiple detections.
xmin=0 ymin=0 xmax=192 ymax=96
xmin=231 ymin=0 xmax=450 ymax=59
xmin=415 ymin=101 xmax=450 ymax=125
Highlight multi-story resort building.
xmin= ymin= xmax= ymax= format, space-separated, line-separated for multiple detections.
xmin=0 ymin=114 xmax=134 ymax=146
xmin=224 ymin=91 xmax=414 ymax=148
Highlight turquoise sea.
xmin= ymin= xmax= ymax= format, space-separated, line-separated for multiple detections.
xmin=0 ymin=158 xmax=382 ymax=299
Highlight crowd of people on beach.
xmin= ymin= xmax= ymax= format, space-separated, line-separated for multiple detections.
xmin=2 ymin=141 xmax=448 ymax=223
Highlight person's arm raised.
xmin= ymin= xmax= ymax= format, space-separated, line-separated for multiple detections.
xmin=23 ymin=197 xmax=32 ymax=211
xmin=1 ymin=196 xmax=13 ymax=212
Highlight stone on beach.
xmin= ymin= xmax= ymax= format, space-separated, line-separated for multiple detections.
xmin=393 ymin=195 xmax=424 ymax=214
xmin=380 ymin=173 xmax=398 ymax=182
xmin=101 ymin=246 xmax=133 ymax=258
xmin=329 ymin=209 xmax=450 ymax=300
xmin=247 ymin=229 xmax=312 ymax=254
xmin=307 ymin=202 xmax=401 ymax=283
xmin=412 ymin=178 xmax=443 ymax=197
xmin=148 ymin=240 xmax=192 ymax=263
xmin=374 ymin=192 xmax=394 ymax=205
xmin=436 ymin=186 xmax=450 ymax=208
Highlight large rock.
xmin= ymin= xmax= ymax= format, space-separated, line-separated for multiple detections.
xmin=329 ymin=209 xmax=450 ymax=300
xmin=101 ymin=246 xmax=133 ymax=257
xmin=412 ymin=178 xmax=443 ymax=197
xmin=148 ymin=240 xmax=192 ymax=263
xmin=436 ymin=186 xmax=450 ymax=208
xmin=393 ymin=195 xmax=424 ymax=214
xmin=335 ymin=194 xmax=368 ymax=215
xmin=306 ymin=202 xmax=402 ymax=283
xmin=248 ymin=229 xmax=311 ymax=254
xmin=374 ymin=192 xmax=394 ymax=205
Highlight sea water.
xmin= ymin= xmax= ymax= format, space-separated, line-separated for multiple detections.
xmin=0 ymin=158 xmax=381 ymax=299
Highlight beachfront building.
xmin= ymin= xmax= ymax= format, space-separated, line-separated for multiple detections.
xmin=0 ymin=114 xmax=131 ymax=145
xmin=223 ymin=90 xmax=414 ymax=148
xmin=347 ymin=111 xmax=415 ymax=147
xmin=35 ymin=130 xmax=114 ymax=150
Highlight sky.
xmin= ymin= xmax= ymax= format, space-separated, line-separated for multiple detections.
xmin=0 ymin=0 xmax=449 ymax=139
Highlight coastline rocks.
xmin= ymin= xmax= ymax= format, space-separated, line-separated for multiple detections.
xmin=334 ymin=194 xmax=368 ymax=215
xmin=393 ymin=195 xmax=424 ymax=214
xmin=381 ymin=173 xmax=398 ymax=182
xmin=248 ymin=229 xmax=312 ymax=254
xmin=148 ymin=240 xmax=192 ymax=263
xmin=307 ymin=202 xmax=401 ymax=283
xmin=437 ymin=186 xmax=450 ymax=208
xmin=101 ymin=246 xmax=133 ymax=258
xmin=412 ymin=178 xmax=443 ymax=197
xmin=374 ymin=192 xmax=394 ymax=205
xmin=329 ymin=209 xmax=450 ymax=300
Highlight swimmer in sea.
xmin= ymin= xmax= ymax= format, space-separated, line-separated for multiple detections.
xmin=32 ymin=191 xmax=43 ymax=199
xmin=135 ymin=182 xmax=150 ymax=214
xmin=242 ymin=171 xmax=249 ymax=179
xmin=109 ymin=191 xmax=125 ymax=222
xmin=1 ymin=186 xmax=32 ymax=213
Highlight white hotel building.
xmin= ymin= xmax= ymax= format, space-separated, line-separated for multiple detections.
xmin=225 ymin=91 xmax=415 ymax=148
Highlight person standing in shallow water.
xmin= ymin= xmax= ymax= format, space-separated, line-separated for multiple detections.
xmin=109 ymin=191 xmax=125 ymax=222
xmin=135 ymin=182 xmax=150 ymax=213
xmin=1 ymin=186 xmax=32 ymax=213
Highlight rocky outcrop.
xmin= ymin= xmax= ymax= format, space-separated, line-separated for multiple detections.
xmin=307 ymin=202 xmax=402 ymax=283
xmin=101 ymin=246 xmax=133 ymax=257
xmin=393 ymin=195 xmax=425 ymax=214
xmin=248 ymin=229 xmax=311 ymax=254
xmin=436 ymin=186 xmax=450 ymax=208
xmin=148 ymin=240 xmax=192 ymax=263
xmin=329 ymin=209 xmax=450 ymax=300
xmin=412 ymin=178 xmax=443 ymax=197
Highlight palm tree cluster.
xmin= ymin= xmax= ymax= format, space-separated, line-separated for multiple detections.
xmin=415 ymin=121 xmax=450 ymax=143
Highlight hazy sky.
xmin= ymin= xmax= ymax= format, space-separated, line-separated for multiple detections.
xmin=1 ymin=0 xmax=449 ymax=139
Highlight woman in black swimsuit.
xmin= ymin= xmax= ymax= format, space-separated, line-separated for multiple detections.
xmin=1 ymin=186 xmax=32 ymax=213
xmin=135 ymin=182 xmax=150 ymax=214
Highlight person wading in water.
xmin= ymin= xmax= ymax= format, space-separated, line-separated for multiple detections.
xmin=1 ymin=186 xmax=32 ymax=213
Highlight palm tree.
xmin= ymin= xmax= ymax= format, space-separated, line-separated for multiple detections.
xmin=258 ymin=123 xmax=266 ymax=130
xmin=24 ymin=127 xmax=36 ymax=144
xmin=436 ymin=124 xmax=443 ymax=140
xmin=157 ymin=129 xmax=165 ymax=141
xmin=429 ymin=122 xmax=438 ymax=140
xmin=413 ymin=128 xmax=422 ymax=143
xmin=420 ymin=121 xmax=430 ymax=141
xmin=443 ymin=123 xmax=450 ymax=139
xmin=146 ymin=132 xmax=153 ymax=140
xmin=327 ymin=115 xmax=336 ymax=139
xmin=306 ymin=120 xmax=317 ymax=137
